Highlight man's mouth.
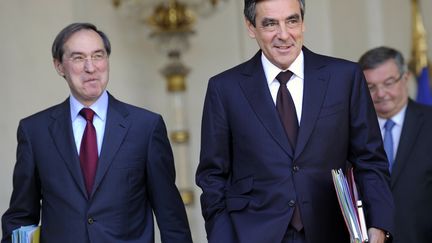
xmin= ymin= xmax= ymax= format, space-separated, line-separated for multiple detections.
xmin=84 ymin=78 xmax=98 ymax=82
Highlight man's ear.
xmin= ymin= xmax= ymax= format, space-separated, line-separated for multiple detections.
xmin=404 ymin=71 xmax=412 ymax=80
xmin=245 ymin=17 xmax=256 ymax=39
xmin=402 ymin=71 xmax=413 ymax=86
xmin=53 ymin=59 xmax=65 ymax=77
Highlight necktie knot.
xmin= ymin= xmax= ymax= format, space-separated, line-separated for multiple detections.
xmin=384 ymin=119 xmax=395 ymax=131
xmin=80 ymin=108 xmax=95 ymax=122
xmin=276 ymin=71 xmax=293 ymax=85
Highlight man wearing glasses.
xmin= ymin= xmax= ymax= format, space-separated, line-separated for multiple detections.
xmin=359 ymin=46 xmax=432 ymax=243
xmin=1 ymin=23 xmax=192 ymax=243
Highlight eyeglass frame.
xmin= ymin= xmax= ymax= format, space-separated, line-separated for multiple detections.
xmin=64 ymin=50 xmax=108 ymax=66
xmin=367 ymin=72 xmax=405 ymax=94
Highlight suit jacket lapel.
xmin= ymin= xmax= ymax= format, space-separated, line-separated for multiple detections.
xmin=49 ymin=99 xmax=88 ymax=198
xmin=391 ymin=100 xmax=423 ymax=187
xmin=295 ymin=47 xmax=330 ymax=159
xmin=239 ymin=51 xmax=294 ymax=157
xmin=92 ymin=94 xmax=130 ymax=196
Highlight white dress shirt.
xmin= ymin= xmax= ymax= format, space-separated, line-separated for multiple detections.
xmin=262 ymin=51 xmax=304 ymax=124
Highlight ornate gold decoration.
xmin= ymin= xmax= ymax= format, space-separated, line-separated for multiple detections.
xmin=180 ymin=189 xmax=194 ymax=205
xmin=161 ymin=51 xmax=189 ymax=92
xmin=170 ymin=130 xmax=190 ymax=143
xmin=166 ymin=74 xmax=186 ymax=91
xmin=147 ymin=0 xmax=195 ymax=34
xmin=112 ymin=0 xmax=121 ymax=8
xmin=408 ymin=0 xmax=430 ymax=76
xmin=112 ymin=0 xmax=228 ymax=208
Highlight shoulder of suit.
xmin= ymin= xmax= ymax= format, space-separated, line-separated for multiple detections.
xmin=310 ymin=52 xmax=357 ymax=67
xmin=20 ymin=99 xmax=69 ymax=124
xmin=210 ymin=60 xmax=252 ymax=82
xmin=267 ymin=46 xmax=360 ymax=73
xmin=408 ymin=99 xmax=432 ymax=117
xmin=208 ymin=50 xmax=262 ymax=81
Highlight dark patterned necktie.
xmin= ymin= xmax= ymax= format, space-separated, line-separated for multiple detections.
xmin=276 ymin=71 xmax=299 ymax=148
xmin=79 ymin=108 xmax=98 ymax=196
xmin=276 ymin=71 xmax=303 ymax=231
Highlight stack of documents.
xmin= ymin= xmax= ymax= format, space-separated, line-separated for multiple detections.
xmin=331 ymin=168 xmax=368 ymax=243
xmin=11 ymin=225 xmax=40 ymax=243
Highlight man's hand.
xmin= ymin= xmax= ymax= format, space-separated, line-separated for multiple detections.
xmin=367 ymin=227 xmax=387 ymax=243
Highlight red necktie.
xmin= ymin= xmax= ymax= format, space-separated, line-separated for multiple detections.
xmin=79 ymin=108 xmax=98 ymax=196
xmin=276 ymin=71 xmax=303 ymax=231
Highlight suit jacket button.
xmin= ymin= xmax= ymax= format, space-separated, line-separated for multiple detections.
xmin=88 ymin=217 xmax=94 ymax=224
xmin=293 ymin=165 xmax=299 ymax=172
xmin=288 ymin=200 xmax=296 ymax=207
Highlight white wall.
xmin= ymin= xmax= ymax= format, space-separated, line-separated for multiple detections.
xmin=1 ymin=1 xmax=431 ymax=242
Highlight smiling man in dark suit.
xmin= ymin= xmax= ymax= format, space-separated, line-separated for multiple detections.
xmin=196 ymin=0 xmax=394 ymax=242
xmin=359 ymin=46 xmax=432 ymax=243
xmin=1 ymin=22 xmax=192 ymax=243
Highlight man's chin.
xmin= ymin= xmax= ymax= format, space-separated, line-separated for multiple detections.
xmin=376 ymin=109 xmax=392 ymax=118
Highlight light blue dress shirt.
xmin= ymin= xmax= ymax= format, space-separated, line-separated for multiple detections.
xmin=377 ymin=105 xmax=407 ymax=162
xmin=70 ymin=91 xmax=108 ymax=156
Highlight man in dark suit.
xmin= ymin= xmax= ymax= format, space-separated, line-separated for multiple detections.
xmin=359 ymin=46 xmax=432 ymax=243
xmin=1 ymin=23 xmax=192 ymax=243
xmin=196 ymin=0 xmax=394 ymax=242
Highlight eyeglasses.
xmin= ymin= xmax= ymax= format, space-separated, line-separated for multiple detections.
xmin=66 ymin=51 xmax=108 ymax=66
xmin=367 ymin=72 xmax=404 ymax=94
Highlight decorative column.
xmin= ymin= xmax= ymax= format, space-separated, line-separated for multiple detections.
xmin=161 ymin=50 xmax=194 ymax=206
xmin=147 ymin=1 xmax=196 ymax=206
xmin=113 ymin=0 xmax=230 ymax=207
xmin=409 ymin=0 xmax=432 ymax=104
xmin=408 ymin=0 xmax=429 ymax=75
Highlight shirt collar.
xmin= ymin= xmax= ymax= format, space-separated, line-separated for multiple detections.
xmin=377 ymin=103 xmax=407 ymax=129
xmin=262 ymin=50 xmax=304 ymax=86
xmin=70 ymin=91 xmax=108 ymax=122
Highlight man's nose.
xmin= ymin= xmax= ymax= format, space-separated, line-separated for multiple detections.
xmin=84 ymin=59 xmax=96 ymax=73
xmin=375 ymin=86 xmax=387 ymax=98
xmin=277 ymin=24 xmax=290 ymax=39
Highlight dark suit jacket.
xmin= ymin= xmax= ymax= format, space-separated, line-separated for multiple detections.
xmin=391 ymin=99 xmax=432 ymax=243
xmin=1 ymin=93 xmax=192 ymax=243
xmin=196 ymin=47 xmax=394 ymax=243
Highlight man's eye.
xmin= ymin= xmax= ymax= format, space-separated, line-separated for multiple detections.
xmin=72 ymin=56 xmax=85 ymax=62
xmin=92 ymin=54 xmax=104 ymax=60
xmin=384 ymin=81 xmax=394 ymax=87
xmin=263 ymin=21 xmax=277 ymax=27
xmin=286 ymin=18 xmax=301 ymax=28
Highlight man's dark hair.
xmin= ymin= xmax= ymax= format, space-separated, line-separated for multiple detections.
xmin=358 ymin=46 xmax=406 ymax=74
xmin=52 ymin=22 xmax=111 ymax=62
xmin=244 ymin=0 xmax=305 ymax=26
